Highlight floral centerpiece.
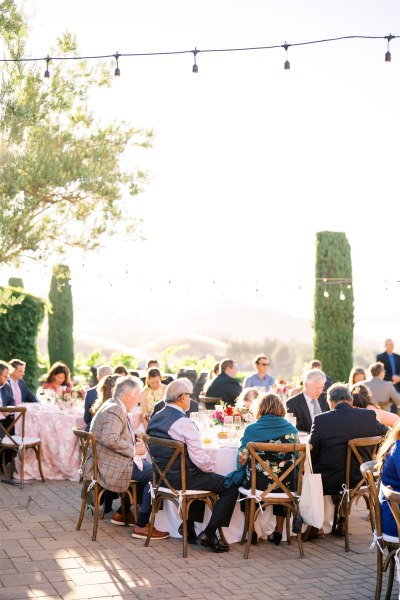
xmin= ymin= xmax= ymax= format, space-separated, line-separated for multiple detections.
xmin=213 ymin=403 xmax=252 ymax=426
xmin=271 ymin=380 xmax=292 ymax=400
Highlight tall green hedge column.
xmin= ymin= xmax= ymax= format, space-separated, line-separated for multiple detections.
xmin=48 ymin=264 xmax=74 ymax=372
xmin=0 ymin=287 xmax=45 ymax=390
xmin=314 ymin=232 xmax=354 ymax=383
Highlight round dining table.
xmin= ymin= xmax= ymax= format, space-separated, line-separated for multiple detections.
xmin=15 ymin=403 xmax=85 ymax=482
xmin=153 ymin=436 xmax=334 ymax=543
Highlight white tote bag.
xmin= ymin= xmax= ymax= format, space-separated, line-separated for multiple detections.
xmin=299 ymin=443 xmax=324 ymax=529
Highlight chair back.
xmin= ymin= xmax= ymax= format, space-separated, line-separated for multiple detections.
xmin=381 ymin=484 xmax=400 ymax=539
xmin=72 ymin=427 xmax=99 ymax=482
xmin=246 ymin=442 xmax=307 ymax=501
xmin=360 ymin=460 xmax=382 ymax=537
xmin=0 ymin=406 xmax=26 ymax=445
xmin=346 ymin=436 xmax=383 ymax=494
xmin=198 ymin=395 xmax=221 ymax=409
xmin=143 ymin=434 xmax=187 ymax=495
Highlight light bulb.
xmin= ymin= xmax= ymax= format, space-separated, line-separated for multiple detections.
xmin=324 ymin=289 xmax=329 ymax=298
xmin=340 ymin=291 xmax=345 ymax=301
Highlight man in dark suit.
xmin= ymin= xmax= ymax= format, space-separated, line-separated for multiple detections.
xmin=206 ymin=358 xmax=242 ymax=406
xmin=0 ymin=362 xmax=16 ymax=465
xmin=286 ymin=369 xmax=330 ymax=433
xmin=84 ymin=364 xmax=113 ymax=431
xmin=377 ymin=339 xmax=400 ymax=393
xmin=309 ymin=383 xmax=387 ymax=537
xmin=8 ymin=359 xmax=37 ymax=404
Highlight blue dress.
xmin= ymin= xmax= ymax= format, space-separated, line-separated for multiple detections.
xmin=380 ymin=440 xmax=400 ymax=537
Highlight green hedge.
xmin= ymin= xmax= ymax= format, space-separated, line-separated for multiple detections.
xmin=314 ymin=231 xmax=354 ymax=382
xmin=0 ymin=286 xmax=45 ymax=390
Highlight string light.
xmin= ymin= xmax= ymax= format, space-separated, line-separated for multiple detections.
xmin=283 ymin=42 xmax=290 ymax=70
xmin=323 ymin=289 xmax=329 ymax=298
xmin=192 ymin=48 xmax=199 ymax=73
xmin=114 ymin=52 xmax=120 ymax=77
xmin=385 ymin=33 xmax=394 ymax=62
xmin=340 ymin=290 xmax=346 ymax=301
xmin=0 ymin=34 xmax=397 ymax=74
xmin=43 ymin=55 xmax=50 ymax=83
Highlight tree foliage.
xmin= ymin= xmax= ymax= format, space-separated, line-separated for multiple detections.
xmin=48 ymin=264 xmax=74 ymax=371
xmin=0 ymin=284 xmax=45 ymax=389
xmin=314 ymin=231 xmax=354 ymax=382
xmin=0 ymin=0 xmax=152 ymax=265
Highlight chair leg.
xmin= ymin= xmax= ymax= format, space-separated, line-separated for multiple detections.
xmin=120 ymin=492 xmax=128 ymax=525
xmin=35 ymin=446 xmax=45 ymax=482
xmin=131 ymin=483 xmax=138 ymax=523
xmin=375 ymin=548 xmax=383 ymax=600
xmin=385 ymin=557 xmax=395 ymax=600
xmin=181 ymin=500 xmax=188 ymax=559
xmin=345 ymin=496 xmax=350 ymax=552
xmin=285 ymin=507 xmax=291 ymax=545
xmin=76 ymin=483 xmax=87 ymax=531
xmin=244 ymin=500 xmax=256 ymax=559
xmin=92 ymin=485 xmax=100 ymax=542
xmin=20 ymin=447 xmax=25 ymax=489
xmin=240 ymin=498 xmax=250 ymax=545
xmin=331 ymin=494 xmax=339 ymax=534
xmin=144 ymin=499 xmax=159 ymax=548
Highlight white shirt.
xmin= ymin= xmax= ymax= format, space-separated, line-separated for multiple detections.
xmin=167 ymin=404 xmax=215 ymax=472
xmin=303 ymin=392 xmax=321 ymax=422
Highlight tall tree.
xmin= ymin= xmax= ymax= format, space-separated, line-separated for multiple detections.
xmin=0 ymin=0 xmax=152 ymax=265
xmin=48 ymin=264 xmax=74 ymax=372
xmin=314 ymin=231 xmax=354 ymax=382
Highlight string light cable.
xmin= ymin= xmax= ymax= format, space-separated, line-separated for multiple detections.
xmin=0 ymin=33 xmax=397 ymax=76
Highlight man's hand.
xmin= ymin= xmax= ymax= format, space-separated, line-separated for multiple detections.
xmin=392 ymin=375 xmax=400 ymax=384
xmin=135 ymin=440 xmax=146 ymax=456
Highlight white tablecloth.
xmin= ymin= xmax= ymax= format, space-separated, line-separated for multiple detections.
xmin=154 ymin=442 xmax=334 ymax=543
xmin=15 ymin=403 xmax=85 ymax=481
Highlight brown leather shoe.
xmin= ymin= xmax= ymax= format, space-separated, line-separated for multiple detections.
xmin=131 ymin=524 xmax=169 ymax=540
xmin=302 ymin=526 xmax=324 ymax=541
xmin=110 ymin=512 xmax=135 ymax=526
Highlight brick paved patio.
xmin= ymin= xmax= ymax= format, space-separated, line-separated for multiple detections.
xmin=0 ymin=480 xmax=396 ymax=600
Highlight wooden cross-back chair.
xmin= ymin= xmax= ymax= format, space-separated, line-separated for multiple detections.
xmin=239 ymin=442 xmax=307 ymax=559
xmin=198 ymin=395 xmax=222 ymax=410
xmin=73 ymin=427 xmax=137 ymax=541
xmin=0 ymin=406 xmax=44 ymax=488
xmin=332 ymin=435 xmax=383 ymax=552
xmin=143 ymin=434 xmax=227 ymax=558
xmin=361 ymin=460 xmax=400 ymax=600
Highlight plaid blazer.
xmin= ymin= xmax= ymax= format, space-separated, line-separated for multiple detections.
xmin=84 ymin=398 xmax=135 ymax=493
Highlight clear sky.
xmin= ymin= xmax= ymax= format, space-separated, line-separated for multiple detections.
xmin=2 ymin=0 xmax=400 ymax=342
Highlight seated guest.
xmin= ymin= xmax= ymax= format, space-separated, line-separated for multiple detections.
xmin=235 ymin=387 xmax=259 ymax=412
xmin=376 ymin=422 xmax=400 ymax=539
xmin=349 ymin=366 xmax=366 ymax=386
xmin=206 ymin=358 xmax=242 ymax=407
xmin=286 ymin=369 xmax=329 ymax=433
xmin=201 ymin=362 xmax=220 ymax=394
xmin=8 ymin=359 xmax=37 ymax=404
xmin=142 ymin=359 xmax=174 ymax=386
xmin=42 ymin=361 xmax=72 ymax=395
xmin=147 ymin=378 xmax=238 ymax=553
xmin=140 ymin=368 xmax=167 ymax=418
xmin=351 ymin=382 xmax=400 ymax=428
xmin=150 ymin=394 xmax=198 ymax=419
xmin=310 ymin=383 xmax=387 ymax=537
xmin=364 ymin=362 xmax=400 ymax=413
xmin=243 ymin=355 xmax=275 ymax=392
xmin=238 ymin=393 xmax=298 ymax=545
xmin=0 ymin=361 xmax=15 ymax=431
xmin=84 ymin=364 xmax=113 ymax=431
xmin=377 ymin=338 xmax=400 ymax=392
xmin=86 ymin=376 xmax=169 ymax=540
xmin=113 ymin=364 xmax=129 ymax=376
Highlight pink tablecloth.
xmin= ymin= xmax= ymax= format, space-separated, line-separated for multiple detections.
xmin=15 ymin=405 xmax=85 ymax=481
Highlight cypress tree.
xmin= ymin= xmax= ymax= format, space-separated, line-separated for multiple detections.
xmin=314 ymin=232 xmax=354 ymax=383
xmin=48 ymin=264 xmax=74 ymax=373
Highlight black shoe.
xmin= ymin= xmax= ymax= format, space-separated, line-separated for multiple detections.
xmin=196 ymin=531 xmax=229 ymax=553
xmin=267 ymin=531 xmax=282 ymax=546
xmin=178 ymin=523 xmax=198 ymax=544
xmin=251 ymin=531 xmax=258 ymax=545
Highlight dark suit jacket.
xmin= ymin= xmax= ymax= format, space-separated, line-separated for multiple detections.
xmin=309 ymin=402 xmax=387 ymax=495
xmin=84 ymin=386 xmax=98 ymax=431
xmin=150 ymin=398 xmax=199 ymax=419
xmin=0 ymin=383 xmax=16 ymax=436
xmin=286 ymin=392 xmax=330 ymax=433
xmin=205 ymin=372 xmax=242 ymax=406
xmin=377 ymin=351 xmax=400 ymax=391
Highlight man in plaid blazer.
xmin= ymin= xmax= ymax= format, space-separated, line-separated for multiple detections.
xmin=85 ymin=376 xmax=169 ymax=540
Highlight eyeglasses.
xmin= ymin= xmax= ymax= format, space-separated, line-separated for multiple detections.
xmin=258 ymin=362 xmax=269 ymax=367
